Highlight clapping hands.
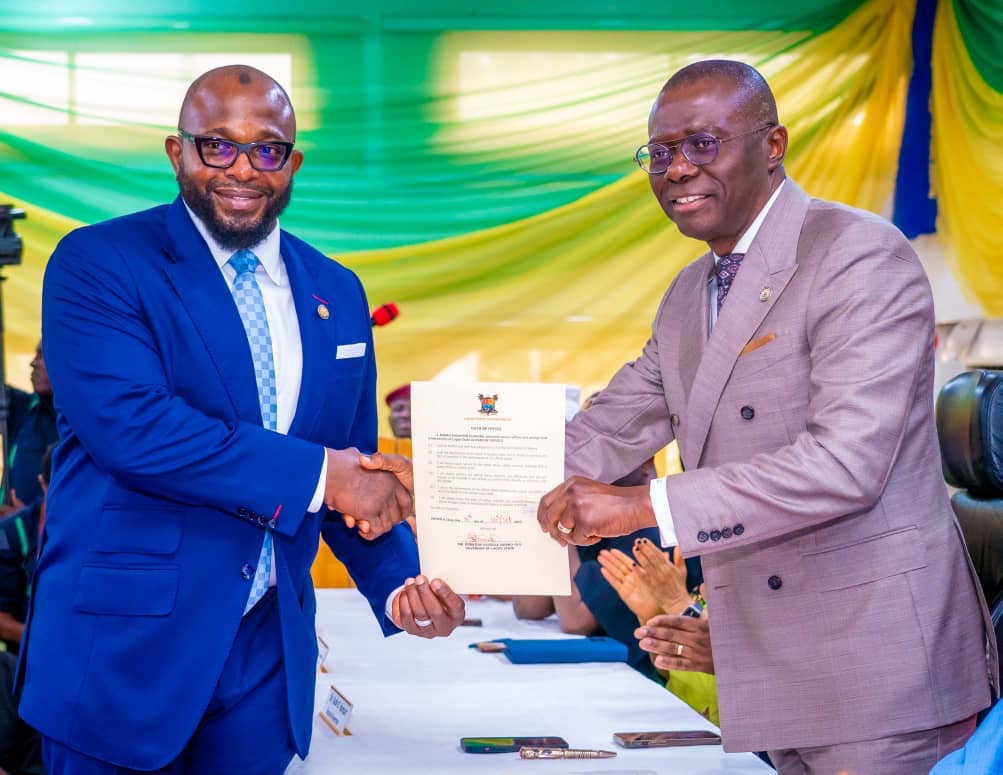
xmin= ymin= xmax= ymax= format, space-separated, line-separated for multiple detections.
xmin=597 ymin=548 xmax=662 ymax=623
xmin=632 ymin=537 xmax=691 ymax=615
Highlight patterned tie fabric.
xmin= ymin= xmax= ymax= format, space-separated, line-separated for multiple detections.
xmin=716 ymin=252 xmax=746 ymax=312
xmin=228 ymin=249 xmax=277 ymax=614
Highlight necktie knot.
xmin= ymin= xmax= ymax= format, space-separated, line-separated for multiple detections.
xmin=228 ymin=249 xmax=259 ymax=276
xmin=716 ymin=252 xmax=745 ymax=280
xmin=715 ymin=252 xmax=746 ymax=312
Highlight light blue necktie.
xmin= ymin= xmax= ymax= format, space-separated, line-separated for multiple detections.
xmin=229 ymin=249 xmax=276 ymax=614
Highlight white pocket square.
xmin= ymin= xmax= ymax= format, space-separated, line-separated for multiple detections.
xmin=336 ymin=342 xmax=366 ymax=359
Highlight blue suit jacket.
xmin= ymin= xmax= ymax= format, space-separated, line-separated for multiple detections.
xmin=18 ymin=197 xmax=419 ymax=768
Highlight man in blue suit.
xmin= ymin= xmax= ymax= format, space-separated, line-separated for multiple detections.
xmin=18 ymin=65 xmax=464 ymax=774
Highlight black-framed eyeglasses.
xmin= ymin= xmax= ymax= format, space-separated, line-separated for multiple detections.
xmin=634 ymin=124 xmax=775 ymax=174
xmin=177 ymin=128 xmax=294 ymax=172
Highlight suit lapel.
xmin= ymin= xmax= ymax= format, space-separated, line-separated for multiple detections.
xmin=677 ymin=252 xmax=713 ymax=400
xmin=681 ymin=181 xmax=811 ymax=466
xmin=161 ymin=197 xmax=262 ymax=426
xmin=283 ymin=236 xmax=338 ymax=439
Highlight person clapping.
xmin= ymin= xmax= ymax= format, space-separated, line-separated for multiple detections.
xmin=599 ymin=538 xmax=718 ymax=724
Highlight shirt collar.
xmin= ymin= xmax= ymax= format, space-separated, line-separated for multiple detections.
xmin=712 ymin=179 xmax=786 ymax=265
xmin=182 ymin=200 xmax=284 ymax=286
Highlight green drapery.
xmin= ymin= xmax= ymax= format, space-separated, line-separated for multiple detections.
xmin=3 ymin=0 xmax=995 ymax=435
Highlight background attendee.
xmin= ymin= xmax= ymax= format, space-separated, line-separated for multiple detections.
xmin=0 ymin=445 xmax=50 ymax=775
xmin=0 ymin=649 xmax=43 ymax=775
xmin=20 ymin=65 xmax=462 ymax=775
xmin=384 ymin=383 xmax=412 ymax=444
xmin=0 ymin=443 xmax=52 ymax=651
xmin=537 ymin=59 xmax=994 ymax=772
xmin=1 ymin=341 xmax=57 ymax=515
xmin=514 ymin=459 xmax=699 ymax=679
xmin=599 ymin=542 xmax=718 ymax=724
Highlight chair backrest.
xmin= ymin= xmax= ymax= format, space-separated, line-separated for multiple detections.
xmin=937 ymin=369 xmax=1003 ymax=493
xmin=937 ymin=370 xmax=1003 ymax=712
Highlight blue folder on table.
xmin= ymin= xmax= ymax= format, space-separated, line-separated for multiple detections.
xmin=470 ymin=637 xmax=628 ymax=664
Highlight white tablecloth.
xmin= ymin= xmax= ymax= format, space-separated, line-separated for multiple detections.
xmin=286 ymin=590 xmax=770 ymax=774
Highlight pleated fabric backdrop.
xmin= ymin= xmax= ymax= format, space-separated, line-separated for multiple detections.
xmin=0 ymin=0 xmax=999 ymax=433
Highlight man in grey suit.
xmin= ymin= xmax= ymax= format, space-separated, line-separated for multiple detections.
xmin=536 ymin=60 xmax=997 ymax=773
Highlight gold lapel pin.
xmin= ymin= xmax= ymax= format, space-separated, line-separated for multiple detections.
xmin=317 ymin=304 xmax=330 ymax=320
xmin=759 ymin=287 xmax=772 ymax=302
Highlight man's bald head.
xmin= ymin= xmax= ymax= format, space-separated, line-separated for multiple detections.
xmin=178 ymin=65 xmax=296 ymax=139
xmin=655 ymin=60 xmax=778 ymax=128
xmin=167 ymin=64 xmax=304 ymax=251
xmin=645 ymin=59 xmax=787 ymax=256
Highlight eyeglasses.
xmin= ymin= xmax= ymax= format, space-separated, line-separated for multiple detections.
xmin=177 ymin=128 xmax=294 ymax=172
xmin=634 ymin=124 xmax=775 ymax=174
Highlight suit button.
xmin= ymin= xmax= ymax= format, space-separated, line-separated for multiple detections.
xmin=710 ymin=529 xmax=721 ymax=542
xmin=768 ymin=575 xmax=782 ymax=590
xmin=697 ymin=530 xmax=709 ymax=543
xmin=733 ymin=523 xmax=745 ymax=536
xmin=241 ymin=563 xmax=255 ymax=580
xmin=670 ymin=413 xmax=680 ymax=427
xmin=721 ymin=527 xmax=733 ymax=539
xmin=740 ymin=405 xmax=755 ymax=420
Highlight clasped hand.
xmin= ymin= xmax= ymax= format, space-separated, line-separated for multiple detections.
xmin=391 ymin=574 xmax=466 ymax=639
xmin=324 ymin=448 xmax=414 ymax=539
xmin=536 ymin=475 xmax=654 ymax=546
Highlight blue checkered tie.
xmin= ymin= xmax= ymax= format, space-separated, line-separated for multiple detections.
xmin=229 ymin=249 xmax=276 ymax=614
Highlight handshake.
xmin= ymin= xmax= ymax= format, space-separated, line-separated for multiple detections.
xmin=323 ymin=448 xmax=413 ymax=539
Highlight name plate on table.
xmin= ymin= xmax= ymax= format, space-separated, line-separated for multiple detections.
xmin=317 ymin=634 xmax=330 ymax=673
xmin=319 ymin=684 xmax=353 ymax=736
xmin=411 ymin=381 xmax=570 ymax=596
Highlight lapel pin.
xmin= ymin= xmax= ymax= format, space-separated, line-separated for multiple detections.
xmin=759 ymin=287 xmax=772 ymax=302
xmin=317 ymin=304 xmax=330 ymax=320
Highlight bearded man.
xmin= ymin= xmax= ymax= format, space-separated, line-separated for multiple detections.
xmin=19 ymin=65 xmax=463 ymax=774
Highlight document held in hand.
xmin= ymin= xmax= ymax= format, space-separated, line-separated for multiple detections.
xmin=411 ymin=381 xmax=571 ymax=595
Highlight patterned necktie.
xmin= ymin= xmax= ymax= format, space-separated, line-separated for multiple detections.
xmin=716 ymin=252 xmax=746 ymax=312
xmin=228 ymin=249 xmax=276 ymax=614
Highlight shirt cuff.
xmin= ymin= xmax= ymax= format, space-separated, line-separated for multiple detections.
xmin=386 ymin=584 xmax=405 ymax=626
xmin=649 ymin=476 xmax=678 ymax=548
xmin=308 ymin=450 xmax=328 ymax=513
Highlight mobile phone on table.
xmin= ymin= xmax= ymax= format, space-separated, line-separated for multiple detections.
xmin=461 ymin=736 xmax=568 ymax=753
xmin=613 ymin=730 xmax=721 ymax=748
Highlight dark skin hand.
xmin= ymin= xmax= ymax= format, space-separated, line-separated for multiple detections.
xmin=537 ymin=476 xmax=657 ymax=547
xmin=0 ymin=612 xmax=24 ymax=644
xmin=636 ymin=612 xmax=715 ymax=675
xmin=356 ymin=453 xmax=466 ymax=639
xmin=391 ymin=574 xmax=466 ymax=639
xmin=351 ymin=451 xmax=415 ymax=536
xmin=324 ymin=448 xmax=413 ymax=540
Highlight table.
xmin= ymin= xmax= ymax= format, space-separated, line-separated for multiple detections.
xmin=287 ymin=590 xmax=771 ymax=774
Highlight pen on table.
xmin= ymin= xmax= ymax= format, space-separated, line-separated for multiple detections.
xmin=519 ymin=747 xmax=617 ymax=759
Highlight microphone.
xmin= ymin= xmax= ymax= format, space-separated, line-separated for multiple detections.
xmin=371 ymin=302 xmax=399 ymax=327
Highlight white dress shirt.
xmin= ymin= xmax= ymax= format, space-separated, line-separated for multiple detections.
xmin=649 ymin=180 xmax=787 ymax=547
xmin=184 ymin=204 xmax=328 ymax=584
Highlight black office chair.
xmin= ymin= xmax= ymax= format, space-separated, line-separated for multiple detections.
xmin=936 ymin=369 xmax=1003 ymax=712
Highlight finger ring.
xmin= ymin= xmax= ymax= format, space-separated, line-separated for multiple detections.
xmin=675 ymin=643 xmax=684 ymax=657
xmin=413 ymin=617 xmax=433 ymax=628
xmin=557 ymin=522 xmax=573 ymax=535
